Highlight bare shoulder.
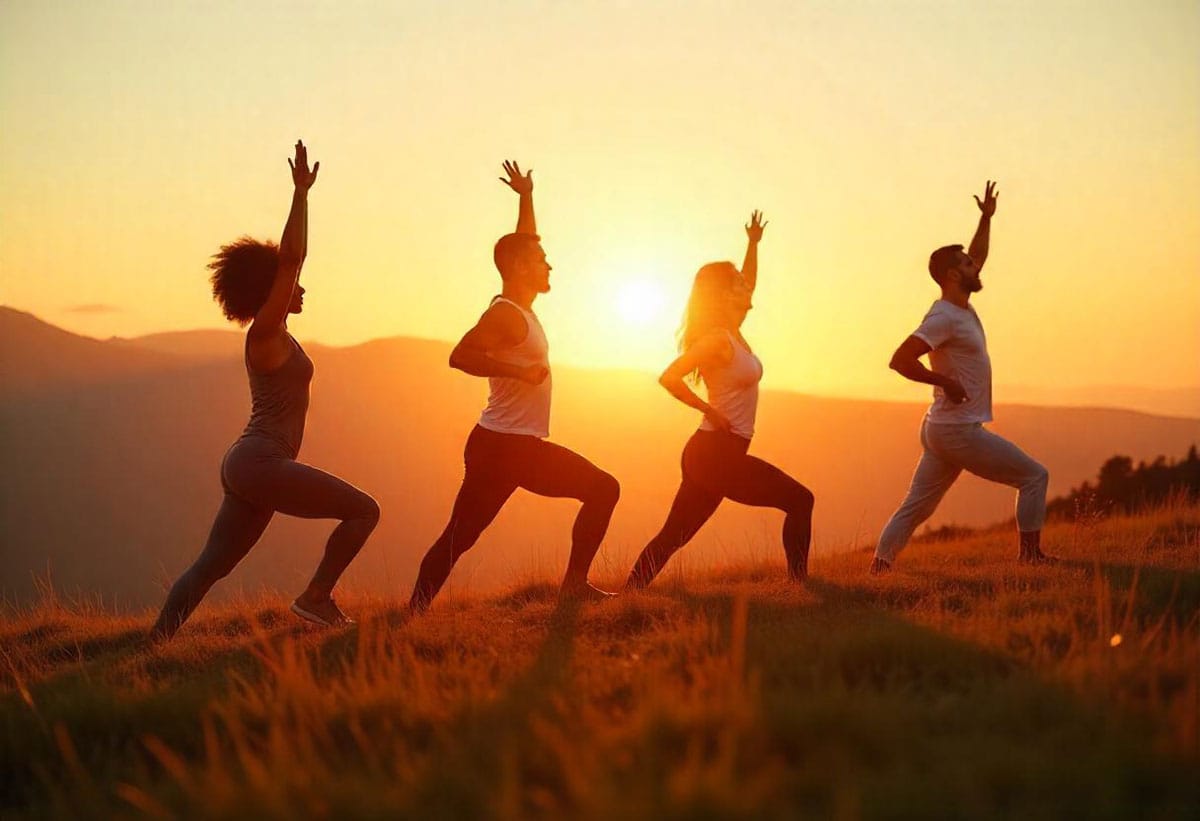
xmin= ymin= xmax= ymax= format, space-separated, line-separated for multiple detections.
xmin=471 ymin=299 xmax=527 ymax=348
xmin=690 ymin=329 xmax=734 ymax=366
xmin=245 ymin=324 xmax=292 ymax=373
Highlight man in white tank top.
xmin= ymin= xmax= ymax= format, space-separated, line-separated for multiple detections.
xmin=410 ymin=161 xmax=620 ymax=611
xmin=872 ymin=181 xmax=1053 ymax=573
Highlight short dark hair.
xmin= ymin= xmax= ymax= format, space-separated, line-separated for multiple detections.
xmin=209 ymin=237 xmax=279 ymax=325
xmin=493 ymin=233 xmax=542 ymax=280
xmin=928 ymin=244 xmax=964 ymax=284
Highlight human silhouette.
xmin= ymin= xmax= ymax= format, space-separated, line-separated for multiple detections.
xmin=151 ymin=141 xmax=379 ymax=640
xmin=409 ymin=161 xmax=619 ymax=611
xmin=627 ymin=212 xmax=814 ymax=588
xmin=871 ymin=181 xmax=1053 ymax=573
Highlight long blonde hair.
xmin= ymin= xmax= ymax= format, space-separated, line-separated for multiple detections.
xmin=677 ymin=261 xmax=741 ymax=382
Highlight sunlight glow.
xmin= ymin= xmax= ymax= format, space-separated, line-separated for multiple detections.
xmin=614 ymin=278 xmax=667 ymax=327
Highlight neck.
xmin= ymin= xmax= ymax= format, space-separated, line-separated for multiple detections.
xmin=940 ymin=288 xmax=970 ymax=309
xmin=500 ymin=283 xmax=537 ymax=310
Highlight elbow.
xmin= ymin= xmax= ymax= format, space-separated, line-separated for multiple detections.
xmin=889 ymin=354 xmax=908 ymax=375
xmin=658 ymin=372 xmax=681 ymax=393
xmin=448 ymin=346 xmax=465 ymax=372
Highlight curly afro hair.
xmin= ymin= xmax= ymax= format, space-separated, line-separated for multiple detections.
xmin=209 ymin=237 xmax=280 ymax=325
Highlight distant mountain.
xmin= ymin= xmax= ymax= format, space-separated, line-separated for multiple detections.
xmin=2 ymin=309 xmax=1197 ymax=608
xmin=108 ymin=329 xmax=244 ymax=361
xmin=997 ymin=384 xmax=1200 ymax=420
xmin=0 ymin=307 xmax=184 ymax=396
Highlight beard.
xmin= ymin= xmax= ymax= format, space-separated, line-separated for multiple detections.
xmin=964 ymin=276 xmax=983 ymax=293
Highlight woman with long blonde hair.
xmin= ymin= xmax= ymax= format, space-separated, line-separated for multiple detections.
xmin=627 ymin=212 xmax=814 ymax=587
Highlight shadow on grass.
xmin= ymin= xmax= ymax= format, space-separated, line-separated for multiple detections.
xmin=1061 ymin=558 xmax=1200 ymax=624
xmin=653 ymin=578 xmax=1199 ymax=818
xmin=406 ymin=599 xmax=582 ymax=820
xmin=0 ymin=612 xmax=311 ymax=814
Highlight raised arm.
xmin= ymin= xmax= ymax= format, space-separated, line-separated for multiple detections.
xmin=247 ymin=140 xmax=319 ymax=371
xmin=741 ymin=210 xmax=766 ymax=293
xmin=888 ymin=335 xmax=968 ymax=404
xmin=968 ymin=180 xmax=997 ymax=269
xmin=658 ymin=332 xmax=735 ymax=431
xmin=449 ymin=302 xmax=548 ymax=384
xmin=499 ymin=160 xmax=536 ymax=235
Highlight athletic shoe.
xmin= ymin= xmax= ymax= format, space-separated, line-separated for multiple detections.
xmin=560 ymin=582 xmax=616 ymax=603
xmin=290 ymin=597 xmax=355 ymax=627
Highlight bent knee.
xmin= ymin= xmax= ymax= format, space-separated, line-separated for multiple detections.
xmin=592 ymin=472 xmax=621 ymax=507
xmin=789 ymin=483 xmax=815 ymax=514
xmin=1026 ymin=463 xmax=1049 ymax=489
xmin=353 ymin=492 xmax=381 ymax=524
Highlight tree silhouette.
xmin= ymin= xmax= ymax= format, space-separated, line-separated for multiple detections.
xmin=1047 ymin=444 xmax=1199 ymax=519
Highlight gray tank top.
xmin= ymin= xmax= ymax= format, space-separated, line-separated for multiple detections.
xmin=237 ymin=334 xmax=313 ymax=456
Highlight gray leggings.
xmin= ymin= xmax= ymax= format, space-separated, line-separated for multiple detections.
xmin=152 ymin=438 xmax=379 ymax=638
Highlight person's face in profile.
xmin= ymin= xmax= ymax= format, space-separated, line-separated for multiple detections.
xmin=288 ymin=283 xmax=306 ymax=314
xmin=725 ymin=279 xmax=752 ymax=326
xmin=953 ymin=251 xmax=983 ymax=293
xmin=517 ymin=243 xmax=552 ymax=293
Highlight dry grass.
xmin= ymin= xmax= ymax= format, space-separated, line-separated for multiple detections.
xmin=2 ymin=501 xmax=1197 ymax=819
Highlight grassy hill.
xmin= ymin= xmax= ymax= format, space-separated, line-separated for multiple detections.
xmin=2 ymin=502 xmax=1197 ymax=819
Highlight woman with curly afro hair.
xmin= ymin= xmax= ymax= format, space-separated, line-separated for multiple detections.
xmin=151 ymin=141 xmax=379 ymax=640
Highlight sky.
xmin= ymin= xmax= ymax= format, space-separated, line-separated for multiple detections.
xmin=2 ymin=0 xmax=1198 ymax=402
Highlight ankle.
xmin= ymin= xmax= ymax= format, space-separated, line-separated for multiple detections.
xmin=296 ymin=588 xmax=330 ymax=607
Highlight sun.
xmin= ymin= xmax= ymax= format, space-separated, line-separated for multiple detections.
xmin=614 ymin=278 xmax=667 ymax=326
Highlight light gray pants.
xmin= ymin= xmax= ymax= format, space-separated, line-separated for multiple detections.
xmin=875 ymin=419 xmax=1048 ymax=563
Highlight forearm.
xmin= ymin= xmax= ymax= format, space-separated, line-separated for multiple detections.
xmin=279 ymin=188 xmax=307 ymax=265
xmin=450 ymin=348 xmax=527 ymax=379
xmin=516 ymin=193 xmax=536 ymax=235
xmin=891 ymin=357 xmax=952 ymax=389
xmin=301 ymin=196 xmax=309 ymax=262
xmin=968 ymin=214 xmax=990 ymax=266
xmin=660 ymin=376 xmax=716 ymax=415
xmin=741 ymin=240 xmax=758 ymax=291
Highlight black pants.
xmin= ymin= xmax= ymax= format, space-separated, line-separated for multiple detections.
xmin=628 ymin=429 xmax=814 ymax=587
xmin=411 ymin=425 xmax=620 ymax=609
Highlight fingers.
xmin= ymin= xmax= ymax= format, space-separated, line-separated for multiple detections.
xmin=310 ymin=160 xmax=319 ymax=182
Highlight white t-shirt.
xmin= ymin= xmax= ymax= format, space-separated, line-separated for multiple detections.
xmin=912 ymin=299 xmax=993 ymax=424
xmin=477 ymin=297 xmax=552 ymax=438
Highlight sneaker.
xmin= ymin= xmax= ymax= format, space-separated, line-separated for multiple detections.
xmin=869 ymin=557 xmax=892 ymax=575
xmin=1018 ymin=550 xmax=1059 ymax=566
xmin=560 ymin=582 xmax=616 ymax=603
xmin=291 ymin=597 xmax=355 ymax=627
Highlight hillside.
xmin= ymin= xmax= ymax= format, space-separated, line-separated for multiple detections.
xmin=1 ymin=503 xmax=1196 ymax=818
xmin=2 ymin=308 xmax=1198 ymax=608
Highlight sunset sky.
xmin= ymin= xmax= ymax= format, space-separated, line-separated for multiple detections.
xmin=2 ymin=1 xmax=1197 ymax=402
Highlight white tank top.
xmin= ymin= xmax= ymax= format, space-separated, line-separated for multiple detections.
xmin=477 ymin=296 xmax=552 ymax=438
xmin=698 ymin=330 xmax=762 ymax=440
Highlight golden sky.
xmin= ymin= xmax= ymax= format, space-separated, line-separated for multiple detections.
xmin=2 ymin=1 xmax=1197 ymax=401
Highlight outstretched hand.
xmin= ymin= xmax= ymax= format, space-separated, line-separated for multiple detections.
xmin=288 ymin=140 xmax=319 ymax=190
xmin=745 ymin=210 xmax=767 ymax=243
xmin=974 ymin=180 xmax=997 ymax=217
xmin=499 ymin=160 xmax=533 ymax=196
